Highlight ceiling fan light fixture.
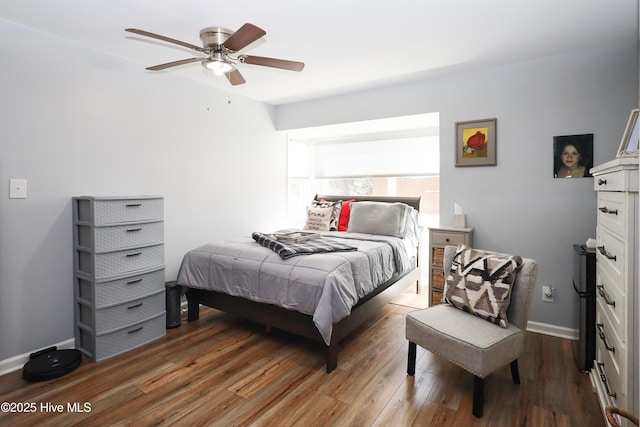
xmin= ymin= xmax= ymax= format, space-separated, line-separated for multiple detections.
xmin=204 ymin=54 xmax=235 ymax=75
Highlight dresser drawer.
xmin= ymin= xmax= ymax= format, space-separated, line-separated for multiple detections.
xmin=93 ymin=314 xmax=165 ymax=361
xmin=95 ymin=290 xmax=165 ymax=334
xmin=431 ymin=288 xmax=444 ymax=305
xmin=596 ymin=227 xmax=625 ymax=280
xmin=94 ymin=221 xmax=163 ymax=252
xmin=595 ymin=347 xmax=622 ymax=406
xmin=596 ymin=302 xmax=626 ymax=357
xmin=431 ymin=268 xmax=445 ymax=289
xmin=594 ymin=168 xmax=631 ymax=192
xmin=596 ymin=267 xmax=626 ymax=342
xmin=596 ymin=192 xmax=628 ymax=238
xmin=77 ymin=198 xmax=164 ymax=225
xmin=97 ymin=268 xmax=164 ymax=306
xmin=77 ymin=268 xmax=165 ymax=306
xmin=596 ymin=320 xmax=628 ymax=399
xmin=78 ymin=244 xmax=164 ymax=279
xmin=431 ymin=232 xmax=467 ymax=247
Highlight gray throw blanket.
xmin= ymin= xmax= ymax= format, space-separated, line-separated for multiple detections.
xmin=252 ymin=232 xmax=357 ymax=259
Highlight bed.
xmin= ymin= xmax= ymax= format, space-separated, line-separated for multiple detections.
xmin=176 ymin=194 xmax=422 ymax=373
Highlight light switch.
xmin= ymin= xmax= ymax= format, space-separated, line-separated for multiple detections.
xmin=9 ymin=179 xmax=27 ymax=199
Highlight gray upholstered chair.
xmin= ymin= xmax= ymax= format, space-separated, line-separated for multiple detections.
xmin=406 ymin=245 xmax=538 ymax=418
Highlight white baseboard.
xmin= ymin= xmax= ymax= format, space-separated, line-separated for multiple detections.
xmin=0 ymin=338 xmax=75 ymax=377
xmin=527 ymin=321 xmax=579 ymax=341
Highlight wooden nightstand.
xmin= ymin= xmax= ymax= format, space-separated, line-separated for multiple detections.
xmin=428 ymin=226 xmax=473 ymax=306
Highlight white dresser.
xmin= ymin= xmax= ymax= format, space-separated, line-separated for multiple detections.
xmin=73 ymin=196 xmax=166 ymax=361
xmin=589 ymin=158 xmax=638 ymax=425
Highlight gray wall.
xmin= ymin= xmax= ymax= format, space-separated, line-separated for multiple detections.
xmin=276 ymin=42 xmax=639 ymax=331
xmin=1 ymin=17 xmax=637 ymax=365
xmin=0 ymin=20 xmax=288 ymax=361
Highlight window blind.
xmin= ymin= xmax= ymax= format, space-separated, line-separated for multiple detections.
xmin=312 ymin=136 xmax=439 ymax=178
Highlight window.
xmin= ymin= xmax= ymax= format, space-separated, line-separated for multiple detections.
xmin=286 ymin=115 xmax=440 ymax=227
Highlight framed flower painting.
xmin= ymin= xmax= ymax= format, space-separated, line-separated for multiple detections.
xmin=455 ymin=118 xmax=497 ymax=167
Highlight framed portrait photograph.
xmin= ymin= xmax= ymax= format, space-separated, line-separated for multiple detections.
xmin=553 ymin=134 xmax=593 ymax=178
xmin=617 ymin=108 xmax=639 ymax=157
xmin=455 ymin=118 xmax=497 ymax=167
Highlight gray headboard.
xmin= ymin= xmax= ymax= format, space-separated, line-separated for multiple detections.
xmin=314 ymin=194 xmax=421 ymax=211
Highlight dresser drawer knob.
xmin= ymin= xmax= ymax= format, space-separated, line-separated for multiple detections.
xmin=126 ymin=278 xmax=143 ymax=285
xmin=598 ymin=206 xmax=618 ymax=215
xmin=596 ymin=323 xmax=615 ymax=352
xmin=597 ymin=179 xmax=607 ymax=186
xmin=597 ymin=246 xmax=617 ymax=261
xmin=127 ymin=326 xmax=143 ymax=334
xmin=126 ymin=203 xmax=142 ymax=208
xmin=126 ymin=252 xmax=142 ymax=257
xmin=596 ymin=284 xmax=616 ymax=307
xmin=126 ymin=228 xmax=142 ymax=232
xmin=127 ymin=303 xmax=143 ymax=310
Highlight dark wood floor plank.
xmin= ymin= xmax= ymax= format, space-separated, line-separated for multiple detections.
xmin=0 ymin=291 xmax=606 ymax=427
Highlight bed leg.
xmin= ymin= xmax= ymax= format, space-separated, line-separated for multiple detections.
xmin=326 ymin=345 xmax=338 ymax=373
xmin=187 ymin=297 xmax=200 ymax=322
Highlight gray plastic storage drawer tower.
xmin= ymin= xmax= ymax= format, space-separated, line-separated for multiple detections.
xmin=73 ymin=196 xmax=166 ymax=361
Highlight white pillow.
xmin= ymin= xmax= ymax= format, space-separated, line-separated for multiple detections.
xmin=347 ymin=202 xmax=411 ymax=238
xmin=303 ymin=205 xmax=333 ymax=231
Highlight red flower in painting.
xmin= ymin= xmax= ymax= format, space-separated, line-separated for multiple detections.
xmin=466 ymin=131 xmax=486 ymax=150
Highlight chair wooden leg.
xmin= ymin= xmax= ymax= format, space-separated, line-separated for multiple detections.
xmin=473 ymin=376 xmax=484 ymax=418
xmin=510 ymin=360 xmax=520 ymax=384
xmin=407 ymin=341 xmax=416 ymax=375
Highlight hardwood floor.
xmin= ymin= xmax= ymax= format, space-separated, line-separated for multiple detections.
xmin=0 ymin=289 xmax=605 ymax=426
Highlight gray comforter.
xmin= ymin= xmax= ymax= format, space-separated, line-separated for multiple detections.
xmin=176 ymin=231 xmax=415 ymax=345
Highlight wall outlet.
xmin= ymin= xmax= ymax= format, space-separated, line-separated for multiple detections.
xmin=542 ymin=285 xmax=554 ymax=303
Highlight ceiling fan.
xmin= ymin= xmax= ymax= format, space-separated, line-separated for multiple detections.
xmin=125 ymin=23 xmax=304 ymax=85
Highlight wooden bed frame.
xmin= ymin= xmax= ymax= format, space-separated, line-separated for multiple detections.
xmin=186 ymin=194 xmax=421 ymax=373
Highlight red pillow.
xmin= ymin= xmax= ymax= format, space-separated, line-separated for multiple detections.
xmin=338 ymin=199 xmax=356 ymax=231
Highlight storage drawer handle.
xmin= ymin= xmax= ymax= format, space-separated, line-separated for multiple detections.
xmin=127 ymin=326 xmax=143 ymax=334
xmin=126 ymin=278 xmax=143 ymax=285
xmin=596 ymin=323 xmax=615 ymax=352
xmin=126 ymin=228 xmax=142 ymax=232
xmin=127 ymin=303 xmax=143 ymax=310
xmin=597 ymin=179 xmax=607 ymax=186
xmin=596 ymin=362 xmax=617 ymax=398
xmin=126 ymin=252 xmax=142 ymax=257
xmin=597 ymin=246 xmax=617 ymax=261
xmin=126 ymin=203 xmax=142 ymax=207
xmin=596 ymin=284 xmax=616 ymax=307
xmin=598 ymin=206 xmax=618 ymax=215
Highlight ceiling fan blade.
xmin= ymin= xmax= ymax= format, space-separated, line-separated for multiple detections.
xmin=223 ymin=23 xmax=266 ymax=52
xmin=146 ymin=57 xmax=202 ymax=71
xmin=125 ymin=28 xmax=204 ymax=52
xmin=240 ymin=55 xmax=304 ymax=72
xmin=226 ymin=69 xmax=246 ymax=85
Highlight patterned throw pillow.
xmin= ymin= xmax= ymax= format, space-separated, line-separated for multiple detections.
xmin=311 ymin=199 xmax=343 ymax=231
xmin=444 ymin=245 xmax=523 ymax=328
xmin=303 ymin=205 xmax=333 ymax=231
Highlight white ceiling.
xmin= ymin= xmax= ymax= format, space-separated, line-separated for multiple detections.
xmin=0 ymin=1 xmax=637 ymax=105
